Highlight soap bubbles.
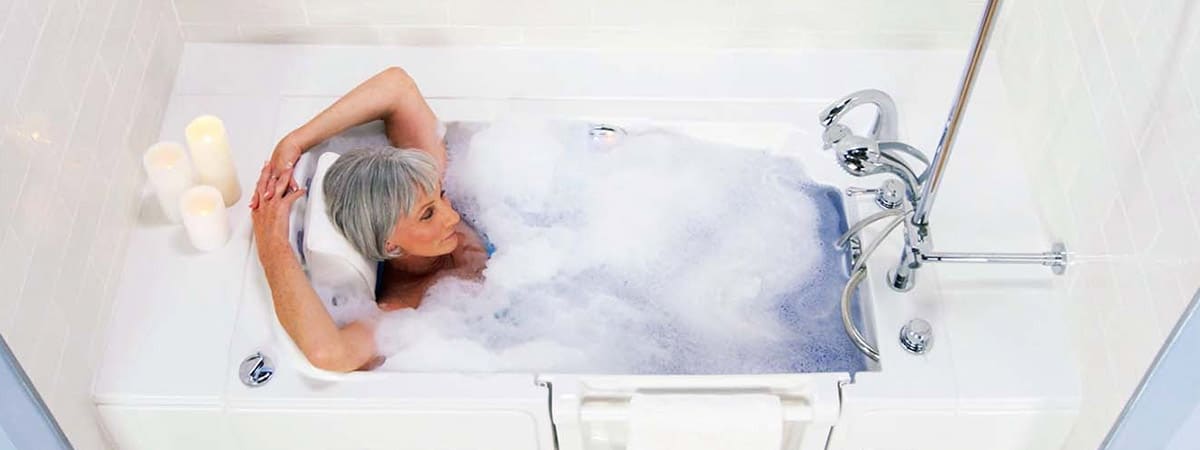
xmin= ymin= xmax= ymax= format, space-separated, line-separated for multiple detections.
xmin=374 ymin=119 xmax=864 ymax=374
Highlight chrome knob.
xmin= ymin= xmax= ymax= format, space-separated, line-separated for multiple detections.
xmin=239 ymin=352 xmax=274 ymax=387
xmin=899 ymin=319 xmax=933 ymax=354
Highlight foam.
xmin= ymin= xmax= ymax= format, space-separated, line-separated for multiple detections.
xmin=374 ymin=119 xmax=863 ymax=374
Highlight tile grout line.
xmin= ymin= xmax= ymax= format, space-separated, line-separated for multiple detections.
xmin=11 ymin=0 xmax=59 ymax=121
xmin=168 ymin=0 xmax=185 ymax=40
xmin=0 ymin=0 xmax=13 ymax=39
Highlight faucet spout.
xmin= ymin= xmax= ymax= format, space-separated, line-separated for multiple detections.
xmin=818 ymin=89 xmax=899 ymax=142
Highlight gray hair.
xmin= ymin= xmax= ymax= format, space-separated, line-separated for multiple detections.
xmin=323 ymin=146 xmax=441 ymax=261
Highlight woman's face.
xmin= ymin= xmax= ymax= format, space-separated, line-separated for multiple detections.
xmin=386 ymin=184 xmax=461 ymax=258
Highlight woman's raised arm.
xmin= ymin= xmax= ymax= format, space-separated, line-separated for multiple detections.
xmin=257 ymin=66 xmax=445 ymax=206
xmin=250 ymin=164 xmax=378 ymax=372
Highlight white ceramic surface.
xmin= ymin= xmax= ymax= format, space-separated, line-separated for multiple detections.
xmin=95 ymin=44 xmax=1080 ymax=450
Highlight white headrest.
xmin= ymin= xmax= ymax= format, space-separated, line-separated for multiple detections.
xmin=302 ymin=152 xmax=379 ymax=326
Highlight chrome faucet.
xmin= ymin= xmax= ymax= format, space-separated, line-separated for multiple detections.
xmin=824 ymin=0 xmax=1070 ymax=363
xmin=820 ymin=88 xmax=1068 ymax=293
xmin=818 ymin=88 xmax=899 ymax=142
xmin=819 ymin=0 xmax=1066 ymax=296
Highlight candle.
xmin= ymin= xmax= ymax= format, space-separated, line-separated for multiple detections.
xmin=185 ymin=115 xmax=241 ymax=206
xmin=142 ymin=142 xmax=196 ymax=223
xmin=179 ymin=185 xmax=231 ymax=251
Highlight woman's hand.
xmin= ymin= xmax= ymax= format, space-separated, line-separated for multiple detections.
xmin=250 ymin=162 xmax=305 ymax=250
xmin=256 ymin=66 xmax=443 ymax=202
xmin=263 ymin=136 xmax=304 ymax=201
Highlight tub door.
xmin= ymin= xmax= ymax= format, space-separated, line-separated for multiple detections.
xmin=225 ymin=371 xmax=556 ymax=450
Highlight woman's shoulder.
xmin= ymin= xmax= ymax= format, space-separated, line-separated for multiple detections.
xmin=451 ymin=222 xmax=485 ymax=251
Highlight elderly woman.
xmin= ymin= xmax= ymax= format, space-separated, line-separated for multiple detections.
xmin=249 ymin=67 xmax=489 ymax=372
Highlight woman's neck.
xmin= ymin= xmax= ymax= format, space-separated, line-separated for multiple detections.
xmin=386 ymin=253 xmax=452 ymax=276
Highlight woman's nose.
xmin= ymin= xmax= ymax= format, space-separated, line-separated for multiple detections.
xmin=445 ymin=203 xmax=461 ymax=227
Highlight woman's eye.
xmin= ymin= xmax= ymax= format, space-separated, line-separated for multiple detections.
xmin=421 ymin=208 xmax=433 ymax=220
xmin=440 ymin=189 xmax=446 ymax=198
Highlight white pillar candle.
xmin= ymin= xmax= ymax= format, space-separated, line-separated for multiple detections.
xmin=142 ymin=142 xmax=196 ymax=223
xmin=179 ymin=185 xmax=231 ymax=252
xmin=185 ymin=115 xmax=241 ymax=206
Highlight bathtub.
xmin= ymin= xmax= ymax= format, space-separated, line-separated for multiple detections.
xmin=94 ymin=44 xmax=1081 ymax=450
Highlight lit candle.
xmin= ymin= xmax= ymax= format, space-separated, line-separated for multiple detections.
xmin=185 ymin=115 xmax=241 ymax=206
xmin=179 ymin=185 xmax=231 ymax=251
xmin=142 ymin=142 xmax=196 ymax=223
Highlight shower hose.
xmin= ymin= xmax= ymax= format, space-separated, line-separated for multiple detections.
xmin=841 ymin=266 xmax=879 ymax=362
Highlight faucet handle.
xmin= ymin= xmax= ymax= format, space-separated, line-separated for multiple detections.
xmin=846 ymin=179 xmax=906 ymax=210
xmin=845 ymin=186 xmax=880 ymax=196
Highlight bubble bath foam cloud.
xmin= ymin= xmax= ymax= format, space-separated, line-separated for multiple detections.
xmin=373 ymin=120 xmax=867 ymax=374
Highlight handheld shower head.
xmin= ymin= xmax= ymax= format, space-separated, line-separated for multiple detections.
xmin=817 ymin=89 xmax=899 ymax=142
xmin=822 ymin=123 xmax=853 ymax=150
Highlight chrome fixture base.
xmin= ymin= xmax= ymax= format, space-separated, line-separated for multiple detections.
xmin=887 ymin=267 xmax=916 ymax=292
xmin=899 ymin=319 xmax=934 ymax=354
xmin=1050 ymin=242 xmax=1067 ymax=275
xmin=239 ymin=352 xmax=274 ymax=387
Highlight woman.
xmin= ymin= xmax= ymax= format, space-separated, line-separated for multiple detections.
xmin=249 ymin=67 xmax=489 ymax=372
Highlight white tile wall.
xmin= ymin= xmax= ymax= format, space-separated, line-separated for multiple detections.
xmin=0 ymin=0 xmax=184 ymax=449
xmin=991 ymin=0 xmax=1200 ymax=448
xmin=171 ymin=0 xmax=986 ymax=49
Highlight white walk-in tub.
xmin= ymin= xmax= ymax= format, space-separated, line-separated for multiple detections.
xmin=94 ymin=45 xmax=1081 ymax=450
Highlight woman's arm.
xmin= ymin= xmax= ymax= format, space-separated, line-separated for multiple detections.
xmin=378 ymin=68 xmax=446 ymax=176
xmin=286 ymin=67 xmax=442 ymax=156
xmin=260 ymin=66 xmax=446 ymax=203
xmin=250 ymin=165 xmax=378 ymax=372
